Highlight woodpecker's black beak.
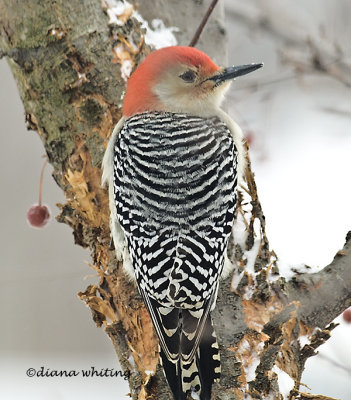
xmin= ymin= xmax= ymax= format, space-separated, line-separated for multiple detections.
xmin=209 ymin=63 xmax=263 ymax=85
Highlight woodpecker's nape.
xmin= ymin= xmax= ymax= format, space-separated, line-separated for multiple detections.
xmin=102 ymin=46 xmax=263 ymax=400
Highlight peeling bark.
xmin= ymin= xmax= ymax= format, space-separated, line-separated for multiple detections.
xmin=1 ymin=1 xmax=350 ymax=400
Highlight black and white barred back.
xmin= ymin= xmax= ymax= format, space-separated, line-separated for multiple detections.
xmin=113 ymin=112 xmax=238 ymax=400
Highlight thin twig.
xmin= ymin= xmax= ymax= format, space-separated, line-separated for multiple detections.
xmin=39 ymin=156 xmax=49 ymax=206
xmin=189 ymin=0 xmax=219 ymax=47
xmin=317 ymin=352 xmax=351 ymax=377
xmin=228 ymin=53 xmax=351 ymax=92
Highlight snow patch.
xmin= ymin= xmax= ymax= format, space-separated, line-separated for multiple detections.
xmin=115 ymin=44 xmax=133 ymax=81
xmin=263 ymin=392 xmax=276 ymax=400
xmin=272 ymin=365 xmax=294 ymax=399
xmin=104 ymin=0 xmax=178 ymax=50
xmin=232 ymin=189 xmax=265 ymax=298
xmin=133 ymin=15 xmax=179 ymax=50
xmin=299 ymin=326 xmax=321 ymax=348
xmin=127 ymin=348 xmax=137 ymax=372
xmin=232 ymin=189 xmax=262 ymax=276
xmin=144 ymin=369 xmax=155 ymax=375
xmin=246 ymin=354 xmax=261 ymax=382
xmin=243 ymin=285 xmax=256 ymax=301
xmin=231 ymin=270 xmax=245 ymax=291
xmin=238 ymin=339 xmax=264 ymax=382
xmin=244 ymin=218 xmax=262 ymax=276
xmin=103 ymin=0 xmax=133 ymax=25
xmin=103 ymin=0 xmax=178 ymax=81
xmin=276 ymin=259 xmax=321 ymax=280
xmin=298 ymin=334 xmax=311 ymax=348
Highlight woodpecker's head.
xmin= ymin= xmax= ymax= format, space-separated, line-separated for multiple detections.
xmin=123 ymin=46 xmax=263 ymax=118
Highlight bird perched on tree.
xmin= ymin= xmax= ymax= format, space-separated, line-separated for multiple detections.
xmin=102 ymin=46 xmax=262 ymax=400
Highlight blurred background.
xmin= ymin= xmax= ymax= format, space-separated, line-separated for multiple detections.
xmin=1 ymin=0 xmax=350 ymax=399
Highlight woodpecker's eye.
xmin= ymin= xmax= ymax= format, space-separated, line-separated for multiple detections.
xmin=179 ymin=70 xmax=196 ymax=83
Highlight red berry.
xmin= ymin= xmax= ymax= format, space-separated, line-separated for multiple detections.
xmin=27 ymin=156 xmax=51 ymax=229
xmin=245 ymin=130 xmax=255 ymax=146
xmin=342 ymin=308 xmax=351 ymax=323
xmin=27 ymin=204 xmax=51 ymax=228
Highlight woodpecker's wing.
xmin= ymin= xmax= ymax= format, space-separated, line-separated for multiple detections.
xmin=112 ymin=111 xmax=238 ymax=399
xmin=139 ymin=282 xmax=181 ymax=363
xmin=113 ymin=111 xmax=237 ymax=303
xmin=101 ymin=117 xmax=133 ymax=272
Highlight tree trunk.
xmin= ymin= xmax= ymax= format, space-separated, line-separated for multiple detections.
xmin=1 ymin=1 xmax=350 ymax=399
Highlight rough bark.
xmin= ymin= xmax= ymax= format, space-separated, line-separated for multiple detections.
xmin=1 ymin=1 xmax=350 ymax=400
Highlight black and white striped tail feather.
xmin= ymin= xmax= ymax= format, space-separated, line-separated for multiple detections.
xmin=158 ymin=313 xmax=221 ymax=400
xmin=195 ymin=314 xmax=221 ymax=399
xmin=142 ymin=292 xmax=220 ymax=400
xmin=180 ymin=309 xmax=221 ymax=399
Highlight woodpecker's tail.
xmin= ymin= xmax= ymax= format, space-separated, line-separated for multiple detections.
xmin=180 ymin=310 xmax=221 ymax=400
xmin=142 ymin=292 xmax=220 ymax=400
xmin=159 ymin=311 xmax=220 ymax=400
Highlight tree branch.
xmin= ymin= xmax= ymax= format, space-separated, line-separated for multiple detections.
xmin=287 ymin=231 xmax=351 ymax=328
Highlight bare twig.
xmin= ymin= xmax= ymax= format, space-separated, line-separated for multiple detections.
xmin=281 ymin=51 xmax=351 ymax=87
xmin=319 ymin=106 xmax=351 ymax=118
xmin=189 ymin=0 xmax=219 ymax=47
xmin=317 ymin=353 xmax=351 ymax=377
xmin=38 ymin=156 xmax=49 ymax=206
xmin=227 ymin=54 xmax=351 ymax=94
xmin=226 ymin=5 xmax=351 ymax=87
xmin=293 ymin=392 xmax=340 ymax=400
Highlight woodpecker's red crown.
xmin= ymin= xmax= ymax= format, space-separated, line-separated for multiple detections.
xmin=122 ymin=46 xmax=263 ymax=118
xmin=123 ymin=46 xmax=219 ymax=117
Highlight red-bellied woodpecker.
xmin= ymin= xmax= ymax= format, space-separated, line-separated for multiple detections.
xmin=102 ymin=46 xmax=262 ymax=400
